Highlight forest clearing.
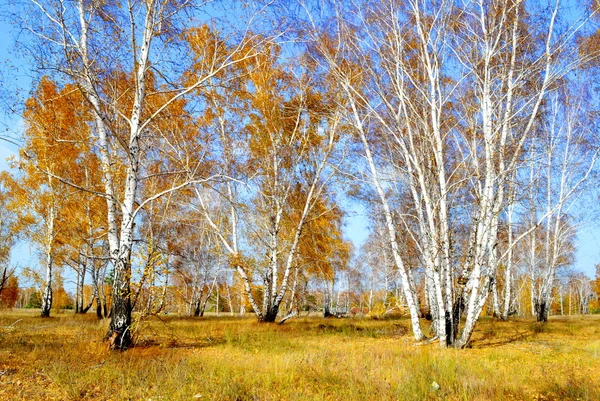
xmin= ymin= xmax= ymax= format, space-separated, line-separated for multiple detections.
xmin=1 ymin=310 xmax=599 ymax=401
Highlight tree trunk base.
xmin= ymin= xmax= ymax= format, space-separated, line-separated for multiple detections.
xmin=260 ymin=309 xmax=279 ymax=323
xmin=105 ymin=328 xmax=132 ymax=350
xmin=535 ymin=300 xmax=548 ymax=322
xmin=260 ymin=315 xmax=277 ymax=323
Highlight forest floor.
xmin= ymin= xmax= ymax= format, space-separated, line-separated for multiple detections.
xmin=0 ymin=310 xmax=599 ymax=400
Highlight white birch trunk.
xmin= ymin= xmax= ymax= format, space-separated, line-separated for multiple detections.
xmin=348 ymin=94 xmax=425 ymax=340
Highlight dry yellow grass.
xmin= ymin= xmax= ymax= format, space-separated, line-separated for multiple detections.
xmin=1 ymin=310 xmax=599 ymax=400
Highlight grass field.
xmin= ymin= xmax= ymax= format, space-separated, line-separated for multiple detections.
xmin=1 ymin=310 xmax=599 ymax=400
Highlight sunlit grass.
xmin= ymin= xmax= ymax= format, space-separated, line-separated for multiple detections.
xmin=1 ymin=310 xmax=599 ymax=400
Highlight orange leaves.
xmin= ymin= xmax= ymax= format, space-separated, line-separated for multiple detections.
xmin=6 ymin=77 xmax=108 ymax=270
xmin=294 ymin=191 xmax=351 ymax=281
xmin=23 ymin=77 xmax=90 ymax=166
xmin=595 ymin=265 xmax=600 ymax=297
xmin=578 ymin=27 xmax=600 ymax=68
xmin=229 ymin=252 xmax=251 ymax=271
xmin=243 ymin=53 xmax=333 ymax=172
xmin=184 ymin=25 xmax=229 ymax=82
xmin=0 ymin=276 xmax=18 ymax=308
xmin=20 ymin=77 xmax=92 ymax=190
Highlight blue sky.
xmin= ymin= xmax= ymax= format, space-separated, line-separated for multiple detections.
xmin=0 ymin=17 xmax=39 ymax=280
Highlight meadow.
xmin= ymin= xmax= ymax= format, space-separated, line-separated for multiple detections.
xmin=0 ymin=310 xmax=599 ymax=401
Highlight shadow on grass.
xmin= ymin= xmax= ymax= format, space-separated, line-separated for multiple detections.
xmin=313 ymin=322 xmax=410 ymax=338
xmin=470 ymin=328 xmax=534 ymax=348
xmin=134 ymin=336 xmax=228 ymax=349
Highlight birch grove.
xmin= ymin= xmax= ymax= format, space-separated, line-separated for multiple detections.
xmin=304 ymin=0 xmax=599 ymax=347
xmin=525 ymin=89 xmax=598 ymax=322
xmin=4 ymin=0 xmax=599 ymax=350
